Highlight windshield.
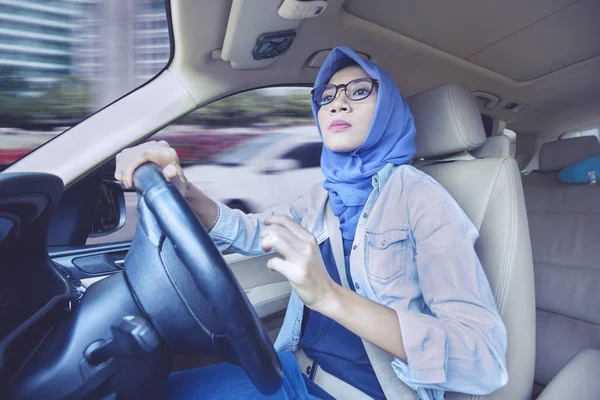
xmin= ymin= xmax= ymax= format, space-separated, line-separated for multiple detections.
xmin=0 ymin=0 xmax=170 ymax=170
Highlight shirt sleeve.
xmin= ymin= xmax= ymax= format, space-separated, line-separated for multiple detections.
xmin=207 ymin=191 xmax=310 ymax=256
xmin=390 ymin=175 xmax=508 ymax=395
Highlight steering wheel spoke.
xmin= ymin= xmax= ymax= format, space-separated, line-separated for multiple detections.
xmin=127 ymin=163 xmax=283 ymax=395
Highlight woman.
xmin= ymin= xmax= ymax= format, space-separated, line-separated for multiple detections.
xmin=116 ymin=47 xmax=508 ymax=400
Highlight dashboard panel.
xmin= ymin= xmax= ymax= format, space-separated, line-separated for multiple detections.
xmin=0 ymin=172 xmax=71 ymax=390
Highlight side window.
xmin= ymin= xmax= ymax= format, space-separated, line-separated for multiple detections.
xmin=559 ymin=125 xmax=600 ymax=141
xmin=280 ymin=142 xmax=322 ymax=169
xmin=161 ymin=88 xmax=320 ymax=215
xmin=89 ymin=87 xmax=321 ymax=244
xmin=519 ymin=124 xmax=600 ymax=174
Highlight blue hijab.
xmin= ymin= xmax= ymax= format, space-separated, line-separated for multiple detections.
xmin=312 ymin=47 xmax=417 ymax=240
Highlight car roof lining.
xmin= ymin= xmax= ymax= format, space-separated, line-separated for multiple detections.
xmin=166 ymin=0 xmax=600 ymax=139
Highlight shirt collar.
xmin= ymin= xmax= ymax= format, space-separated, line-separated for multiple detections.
xmin=371 ymin=163 xmax=397 ymax=191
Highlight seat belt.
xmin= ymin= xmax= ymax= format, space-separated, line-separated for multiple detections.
xmin=325 ymin=200 xmax=419 ymax=400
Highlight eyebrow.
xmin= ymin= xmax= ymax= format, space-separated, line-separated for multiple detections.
xmin=327 ymin=77 xmax=371 ymax=85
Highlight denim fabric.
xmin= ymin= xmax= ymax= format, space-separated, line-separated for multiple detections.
xmin=208 ymin=163 xmax=508 ymax=400
xmin=165 ymin=351 xmax=324 ymax=400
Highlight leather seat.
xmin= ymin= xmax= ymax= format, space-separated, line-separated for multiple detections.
xmin=537 ymin=349 xmax=600 ymax=400
xmin=471 ymin=135 xmax=511 ymax=159
xmin=406 ymin=83 xmax=536 ymax=399
xmin=521 ymin=136 xmax=600 ymax=392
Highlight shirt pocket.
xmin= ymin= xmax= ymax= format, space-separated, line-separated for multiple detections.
xmin=365 ymin=228 xmax=409 ymax=282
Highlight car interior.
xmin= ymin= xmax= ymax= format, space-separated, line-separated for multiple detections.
xmin=1 ymin=0 xmax=600 ymax=399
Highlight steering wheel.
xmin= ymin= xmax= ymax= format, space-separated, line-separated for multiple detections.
xmin=127 ymin=162 xmax=283 ymax=394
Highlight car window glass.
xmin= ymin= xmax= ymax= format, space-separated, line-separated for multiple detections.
xmin=280 ymin=142 xmax=323 ymax=169
xmin=559 ymin=125 xmax=600 ymax=141
xmin=88 ymin=86 xmax=322 ymax=244
xmin=211 ymin=135 xmax=280 ymax=167
xmin=521 ymin=124 xmax=600 ymax=174
xmin=153 ymin=87 xmax=320 ymax=214
xmin=0 ymin=0 xmax=171 ymax=171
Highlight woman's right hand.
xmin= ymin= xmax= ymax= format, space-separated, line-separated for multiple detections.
xmin=114 ymin=140 xmax=190 ymax=196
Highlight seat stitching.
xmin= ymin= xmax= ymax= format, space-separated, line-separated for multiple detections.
xmin=495 ymin=158 xmax=516 ymax=312
xmin=476 ymin=159 xmax=508 ymax=300
xmin=536 ymin=306 xmax=600 ymax=326
xmin=447 ymin=84 xmax=461 ymax=142
xmin=469 ymin=159 xmax=515 ymax=400
xmin=447 ymin=83 xmax=471 ymax=149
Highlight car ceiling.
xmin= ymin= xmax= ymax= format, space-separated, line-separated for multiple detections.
xmin=169 ymin=0 xmax=600 ymax=138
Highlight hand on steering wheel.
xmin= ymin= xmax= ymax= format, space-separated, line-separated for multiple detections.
xmin=126 ymin=162 xmax=284 ymax=395
xmin=115 ymin=141 xmax=190 ymax=196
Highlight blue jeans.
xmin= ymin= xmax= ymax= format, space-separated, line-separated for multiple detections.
xmin=165 ymin=351 xmax=330 ymax=399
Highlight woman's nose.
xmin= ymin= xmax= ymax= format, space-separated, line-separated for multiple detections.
xmin=329 ymin=91 xmax=351 ymax=113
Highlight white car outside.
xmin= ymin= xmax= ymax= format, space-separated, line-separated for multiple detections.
xmin=183 ymin=132 xmax=324 ymax=213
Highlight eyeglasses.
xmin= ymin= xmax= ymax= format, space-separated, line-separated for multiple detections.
xmin=311 ymin=78 xmax=379 ymax=106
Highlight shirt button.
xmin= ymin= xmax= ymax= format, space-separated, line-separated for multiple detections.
xmin=301 ymin=221 xmax=307 ymax=228
xmin=353 ymin=244 xmax=357 ymax=250
xmin=381 ymin=240 xmax=387 ymax=246
xmin=362 ymin=213 xmax=368 ymax=218
xmin=355 ymin=283 xmax=360 ymax=290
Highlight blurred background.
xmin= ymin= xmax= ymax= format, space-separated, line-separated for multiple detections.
xmin=0 ymin=0 xmax=323 ymax=214
xmin=0 ymin=0 xmax=519 ymax=216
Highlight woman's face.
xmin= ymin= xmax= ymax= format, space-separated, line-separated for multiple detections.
xmin=317 ymin=66 xmax=377 ymax=153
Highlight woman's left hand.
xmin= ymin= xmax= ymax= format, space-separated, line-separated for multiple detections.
xmin=260 ymin=214 xmax=338 ymax=312
xmin=261 ymin=215 xmax=408 ymax=362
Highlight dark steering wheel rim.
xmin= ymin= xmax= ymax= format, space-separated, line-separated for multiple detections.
xmin=131 ymin=162 xmax=283 ymax=394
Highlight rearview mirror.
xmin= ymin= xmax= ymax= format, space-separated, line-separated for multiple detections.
xmin=89 ymin=180 xmax=126 ymax=237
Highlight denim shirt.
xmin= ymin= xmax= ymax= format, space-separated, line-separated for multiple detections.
xmin=208 ymin=163 xmax=508 ymax=400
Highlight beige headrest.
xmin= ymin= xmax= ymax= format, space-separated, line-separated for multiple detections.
xmin=407 ymin=83 xmax=486 ymax=159
xmin=538 ymin=136 xmax=600 ymax=172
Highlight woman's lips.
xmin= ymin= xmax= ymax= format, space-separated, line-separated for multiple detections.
xmin=329 ymin=119 xmax=352 ymax=131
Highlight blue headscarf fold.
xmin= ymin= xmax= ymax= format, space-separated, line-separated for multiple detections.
xmin=312 ymin=46 xmax=417 ymax=240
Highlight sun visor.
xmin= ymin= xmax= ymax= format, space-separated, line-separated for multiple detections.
xmin=220 ymin=0 xmax=327 ymax=70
